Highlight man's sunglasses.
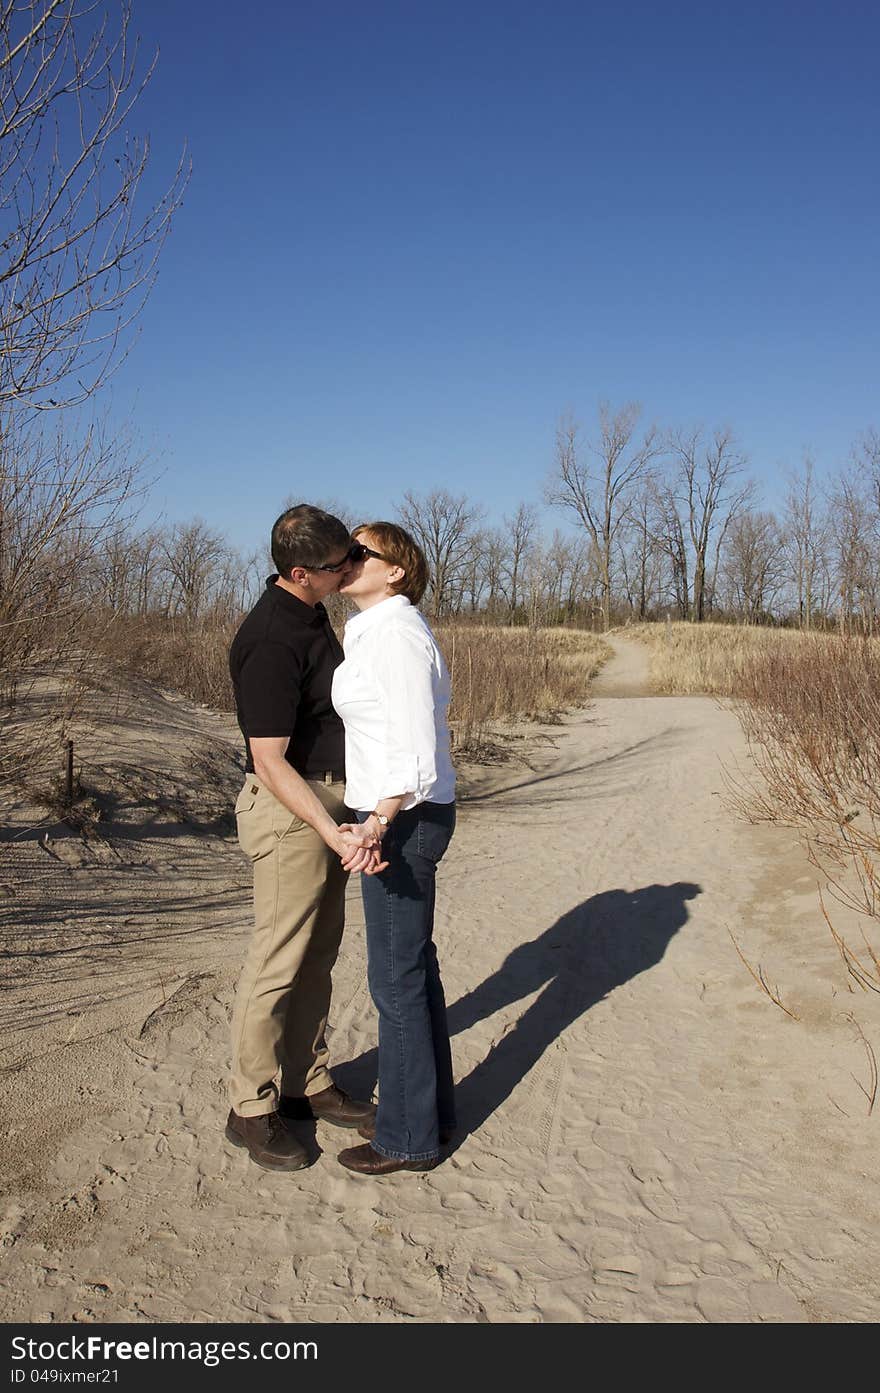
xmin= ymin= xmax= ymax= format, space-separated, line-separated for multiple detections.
xmin=310 ymin=541 xmax=388 ymax=573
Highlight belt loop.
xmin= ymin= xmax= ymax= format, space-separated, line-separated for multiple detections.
xmin=324 ymin=770 xmax=332 ymax=786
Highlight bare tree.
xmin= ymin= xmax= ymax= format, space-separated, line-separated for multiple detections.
xmin=159 ymin=519 xmax=229 ymax=621
xmin=782 ymin=457 xmax=830 ymax=628
xmin=206 ymin=546 xmax=263 ymax=623
xmin=1 ymin=1 xmax=189 ymax=412
xmin=829 ymin=468 xmax=877 ymax=635
xmin=562 ymin=534 xmax=600 ymax=623
xmin=479 ymin=526 xmax=506 ymax=619
xmin=0 ymin=411 xmax=138 ymax=659
xmin=533 ymin=531 xmax=590 ymax=625
xmin=857 ymin=426 xmax=880 ymax=482
xmin=131 ymin=524 xmax=163 ymax=615
xmin=502 ymin=502 xmax=537 ymax=620
xmin=650 ymin=479 xmax=689 ymax=618
xmin=87 ymin=518 xmax=144 ymax=612
xmin=396 ymin=489 xmax=482 ymax=619
xmin=547 ymin=403 xmax=659 ymax=631
xmin=537 ymin=530 xmax=572 ymax=624
xmin=854 ymin=428 xmax=880 ymax=552
xmin=617 ymin=477 xmax=665 ymax=621
xmin=721 ymin=510 xmax=786 ymax=623
xmin=666 ymin=426 xmax=752 ymax=621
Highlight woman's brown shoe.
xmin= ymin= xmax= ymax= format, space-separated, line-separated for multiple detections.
xmin=337 ymin=1143 xmax=439 ymax=1175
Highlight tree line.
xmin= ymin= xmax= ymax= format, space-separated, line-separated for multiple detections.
xmin=40 ymin=401 xmax=876 ymax=637
xmin=394 ymin=407 xmax=879 ymax=633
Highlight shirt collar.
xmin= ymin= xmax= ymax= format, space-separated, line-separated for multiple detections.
xmin=265 ymin=575 xmax=327 ymax=627
xmin=344 ymin=593 xmax=410 ymax=641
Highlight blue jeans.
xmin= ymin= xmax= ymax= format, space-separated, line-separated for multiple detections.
xmin=358 ymin=801 xmax=456 ymax=1161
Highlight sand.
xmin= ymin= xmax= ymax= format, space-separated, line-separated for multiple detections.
xmin=1 ymin=640 xmax=879 ymax=1323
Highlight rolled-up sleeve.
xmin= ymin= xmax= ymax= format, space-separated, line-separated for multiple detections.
xmin=372 ymin=626 xmax=439 ymax=804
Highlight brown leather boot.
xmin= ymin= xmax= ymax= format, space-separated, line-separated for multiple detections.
xmin=337 ymin=1142 xmax=439 ymax=1175
xmin=225 ymin=1110 xmax=309 ymax=1171
xmin=280 ymin=1083 xmax=376 ymax=1130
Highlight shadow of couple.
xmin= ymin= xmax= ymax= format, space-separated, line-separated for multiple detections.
xmin=334 ymin=879 xmax=701 ymax=1145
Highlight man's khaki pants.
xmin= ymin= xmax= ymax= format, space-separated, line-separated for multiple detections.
xmin=229 ymin=776 xmax=348 ymax=1117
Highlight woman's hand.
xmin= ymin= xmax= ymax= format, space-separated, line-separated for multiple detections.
xmin=337 ymin=823 xmax=389 ymax=874
xmin=359 ymin=845 xmax=390 ymax=875
xmin=344 ymin=798 xmax=408 ymax=873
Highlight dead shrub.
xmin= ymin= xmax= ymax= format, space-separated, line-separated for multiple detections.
xmin=95 ymin=612 xmax=238 ymax=711
xmin=98 ymin=615 xmax=609 ymax=757
xmin=727 ymin=632 xmax=880 ymax=993
xmin=436 ymin=625 xmax=608 ymax=754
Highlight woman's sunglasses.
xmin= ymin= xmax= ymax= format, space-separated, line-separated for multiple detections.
xmin=349 ymin=541 xmax=387 ymax=564
xmin=311 ymin=541 xmax=388 ymax=573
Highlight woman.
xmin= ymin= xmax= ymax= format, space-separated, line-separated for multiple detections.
xmin=331 ymin=522 xmax=457 ymax=1175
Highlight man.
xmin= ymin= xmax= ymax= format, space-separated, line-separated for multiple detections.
xmin=226 ymin=504 xmax=377 ymax=1170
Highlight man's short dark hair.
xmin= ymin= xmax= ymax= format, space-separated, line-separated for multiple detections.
xmin=271 ymin=505 xmax=351 ymax=578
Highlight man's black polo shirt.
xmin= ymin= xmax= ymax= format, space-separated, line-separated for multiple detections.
xmin=229 ymin=577 xmax=345 ymax=778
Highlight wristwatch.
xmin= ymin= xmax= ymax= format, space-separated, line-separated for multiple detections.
xmin=371 ymin=810 xmax=390 ymax=833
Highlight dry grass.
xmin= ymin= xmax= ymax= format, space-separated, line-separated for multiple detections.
xmin=96 ymin=617 xmax=610 ymax=750
xmin=48 ymin=613 xmax=609 ymax=769
xmin=625 ymin=620 xmax=818 ymax=696
xmin=97 ymin=613 xmax=239 ymax=711
xmin=436 ymin=625 xmax=609 ymax=754
xmin=725 ymin=632 xmax=880 ymax=999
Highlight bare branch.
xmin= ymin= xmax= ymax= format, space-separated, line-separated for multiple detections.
xmin=396 ymin=489 xmax=483 ymax=619
xmin=727 ymin=926 xmax=800 ymax=1020
xmin=0 ymin=1 xmax=190 ymax=411
xmin=546 ymin=403 xmax=660 ymax=630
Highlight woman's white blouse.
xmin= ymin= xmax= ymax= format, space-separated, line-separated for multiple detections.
xmin=331 ymin=594 xmax=456 ymax=813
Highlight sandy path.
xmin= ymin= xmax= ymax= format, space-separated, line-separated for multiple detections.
xmin=590 ymin=635 xmax=653 ymax=696
xmin=2 ymin=654 xmax=879 ymax=1323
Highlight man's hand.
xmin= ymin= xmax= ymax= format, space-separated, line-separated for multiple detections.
xmin=337 ymin=824 xmax=389 ymax=875
xmin=251 ymin=737 xmax=348 ymax=852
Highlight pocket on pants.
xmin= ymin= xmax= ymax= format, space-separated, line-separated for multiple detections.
xmin=235 ymin=780 xmax=260 ymax=817
xmin=235 ymin=780 xmax=265 ymax=861
xmin=271 ymin=801 xmax=305 ymax=839
xmin=416 ymin=804 xmax=455 ymax=864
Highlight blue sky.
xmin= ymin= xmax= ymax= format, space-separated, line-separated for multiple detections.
xmin=106 ymin=0 xmax=879 ymax=558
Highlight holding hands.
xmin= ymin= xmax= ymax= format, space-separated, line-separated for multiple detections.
xmin=337 ymin=823 xmax=389 ymax=876
xmin=336 ymin=802 xmax=403 ymax=875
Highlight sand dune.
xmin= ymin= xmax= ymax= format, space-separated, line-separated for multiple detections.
xmin=1 ymin=642 xmax=878 ymax=1323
